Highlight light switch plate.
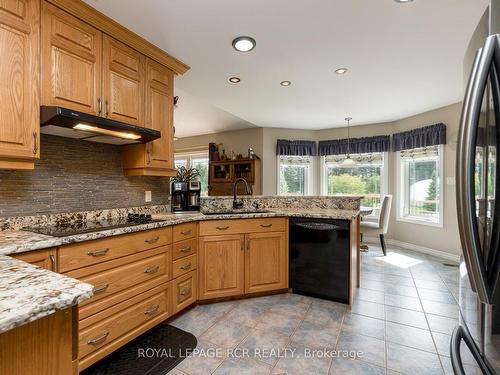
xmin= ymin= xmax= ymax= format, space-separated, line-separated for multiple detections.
xmin=145 ymin=191 xmax=152 ymax=202
xmin=446 ymin=177 xmax=455 ymax=186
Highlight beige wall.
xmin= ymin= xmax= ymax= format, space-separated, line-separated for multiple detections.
xmin=174 ymin=102 xmax=463 ymax=256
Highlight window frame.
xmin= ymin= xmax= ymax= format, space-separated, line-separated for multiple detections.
xmin=396 ymin=145 xmax=444 ymax=227
xmin=174 ymin=150 xmax=209 ymax=197
xmin=276 ymin=155 xmax=314 ymax=196
xmin=319 ymin=152 xmax=389 ymax=207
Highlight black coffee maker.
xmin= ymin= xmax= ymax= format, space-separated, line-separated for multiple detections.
xmin=187 ymin=181 xmax=201 ymax=211
xmin=171 ymin=182 xmax=188 ymax=212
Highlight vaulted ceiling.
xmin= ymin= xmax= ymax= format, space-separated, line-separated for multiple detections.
xmin=85 ymin=0 xmax=488 ymax=137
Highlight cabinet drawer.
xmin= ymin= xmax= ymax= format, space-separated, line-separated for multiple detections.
xmin=173 ymin=222 xmax=197 ymax=242
xmin=59 ymin=227 xmax=173 ymax=272
xmin=65 ymin=247 xmax=171 ymax=320
xmin=172 ymin=238 xmax=197 ymax=260
xmin=172 ymin=254 xmax=197 ymax=279
xmin=172 ymin=271 xmax=197 ymax=313
xmin=199 ymin=218 xmax=287 ymax=236
xmin=79 ymin=289 xmax=168 ymax=359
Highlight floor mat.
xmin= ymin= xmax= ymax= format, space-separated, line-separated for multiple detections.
xmin=81 ymin=324 xmax=197 ymax=375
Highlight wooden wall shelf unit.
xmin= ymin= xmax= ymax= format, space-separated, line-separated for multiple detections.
xmin=208 ymin=158 xmax=261 ymax=196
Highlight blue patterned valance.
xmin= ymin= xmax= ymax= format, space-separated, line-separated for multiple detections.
xmin=276 ymin=140 xmax=317 ymax=156
xmin=392 ymin=123 xmax=446 ymax=151
xmin=318 ymin=135 xmax=390 ymax=156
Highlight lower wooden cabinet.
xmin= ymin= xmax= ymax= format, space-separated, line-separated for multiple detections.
xmin=245 ymin=232 xmax=288 ymax=294
xmin=198 ymin=235 xmax=245 ymax=300
xmin=198 ymin=219 xmax=289 ymax=300
xmin=13 ymin=248 xmax=57 ymax=271
xmin=172 ymin=270 xmax=197 ymax=313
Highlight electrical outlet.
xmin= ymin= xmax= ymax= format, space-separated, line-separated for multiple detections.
xmin=145 ymin=191 xmax=152 ymax=202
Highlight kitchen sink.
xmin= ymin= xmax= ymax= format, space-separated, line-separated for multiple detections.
xmin=202 ymin=210 xmax=272 ymax=216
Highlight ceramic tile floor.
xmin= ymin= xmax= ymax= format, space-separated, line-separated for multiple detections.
xmin=169 ymin=245 xmax=479 ymax=375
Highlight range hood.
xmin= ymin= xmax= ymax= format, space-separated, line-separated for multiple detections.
xmin=40 ymin=106 xmax=161 ymax=145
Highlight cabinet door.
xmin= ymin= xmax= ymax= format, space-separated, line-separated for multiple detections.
xmin=245 ymin=232 xmax=288 ymax=294
xmin=41 ymin=2 xmax=102 ymax=115
xmin=145 ymin=59 xmax=174 ymax=168
xmin=0 ymin=0 xmax=40 ymax=164
xmin=13 ymin=248 xmax=57 ymax=271
xmin=198 ymin=235 xmax=245 ymax=300
xmin=102 ymin=35 xmax=145 ymax=125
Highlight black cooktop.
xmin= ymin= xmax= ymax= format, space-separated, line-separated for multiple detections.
xmin=25 ymin=213 xmax=165 ymax=237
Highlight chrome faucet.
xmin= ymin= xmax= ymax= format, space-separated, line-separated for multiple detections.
xmin=233 ymin=178 xmax=252 ymax=209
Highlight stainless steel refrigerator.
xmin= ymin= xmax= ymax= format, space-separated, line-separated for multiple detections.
xmin=455 ymin=1 xmax=500 ymax=373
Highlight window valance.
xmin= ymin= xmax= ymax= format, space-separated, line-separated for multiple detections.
xmin=318 ymin=135 xmax=390 ymax=156
xmin=276 ymin=139 xmax=317 ymax=156
xmin=392 ymin=123 xmax=446 ymax=152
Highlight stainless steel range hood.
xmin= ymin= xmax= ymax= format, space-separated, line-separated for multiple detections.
xmin=40 ymin=106 xmax=161 ymax=145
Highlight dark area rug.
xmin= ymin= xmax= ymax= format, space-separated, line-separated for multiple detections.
xmin=81 ymin=325 xmax=197 ymax=375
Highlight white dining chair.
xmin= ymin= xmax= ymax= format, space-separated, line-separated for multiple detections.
xmin=360 ymin=195 xmax=393 ymax=256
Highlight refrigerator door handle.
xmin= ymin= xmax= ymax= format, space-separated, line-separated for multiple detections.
xmin=457 ymin=34 xmax=500 ymax=304
xmin=451 ymin=325 xmax=494 ymax=375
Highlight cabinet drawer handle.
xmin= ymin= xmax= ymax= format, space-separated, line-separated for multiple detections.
xmin=105 ymin=100 xmax=110 ymax=117
xmin=179 ymin=287 xmax=191 ymax=296
xmin=180 ymin=247 xmax=191 ymax=253
xmin=87 ymin=248 xmax=109 ymax=257
xmin=49 ymin=254 xmax=57 ymax=272
xmin=145 ymin=236 xmax=160 ymax=244
xmin=144 ymin=265 xmax=160 ymax=275
xmin=180 ymin=263 xmax=192 ymax=271
xmin=260 ymin=224 xmax=273 ymax=228
xmin=144 ymin=304 xmax=160 ymax=316
xmin=180 ymin=229 xmax=192 ymax=235
xmin=33 ymin=132 xmax=38 ymax=155
xmin=93 ymin=283 xmax=109 ymax=294
xmin=216 ymin=226 xmax=229 ymax=230
xmin=98 ymin=97 xmax=102 ymax=115
xmin=87 ymin=331 xmax=109 ymax=345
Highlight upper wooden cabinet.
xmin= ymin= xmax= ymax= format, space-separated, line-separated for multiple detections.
xmin=41 ymin=2 xmax=102 ymax=115
xmin=102 ymin=35 xmax=145 ymax=125
xmin=121 ymin=58 xmax=175 ymax=176
xmin=0 ymin=0 xmax=40 ymax=170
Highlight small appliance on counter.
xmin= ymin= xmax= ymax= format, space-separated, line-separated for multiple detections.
xmin=187 ymin=181 xmax=201 ymax=211
xmin=171 ymin=182 xmax=188 ymax=212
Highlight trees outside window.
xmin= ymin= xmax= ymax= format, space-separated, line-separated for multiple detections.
xmin=278 ymin=156 xmax=312 ymax=195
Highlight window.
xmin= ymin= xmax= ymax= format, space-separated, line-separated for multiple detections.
xmin=174 ymin=151 xmax=209 ymax=196
xmin=321 ymin=153 xmax=386 ymax=209
xmin=278 ymin=155 xmax=313 ymax=195
xmin=397 ymin=145 xmax=443 ymax=226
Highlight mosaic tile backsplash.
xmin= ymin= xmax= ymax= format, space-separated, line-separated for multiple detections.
xmin=0 ymin=135 xmax=170 ymax=218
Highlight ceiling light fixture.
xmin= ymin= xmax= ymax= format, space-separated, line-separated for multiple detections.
xmin=280 ymin=81 xmax=292 ymax=87
xmin=335 ymin=68 xmax=348 ymax=75
xmin=73 ymin=124 xmax=141 ymax=140
xmin=232 ymin=36 xmax=256 ymax=52
xmin=343 ymin=117 xmax=356 ymax=165
xmin=394 ymin=0 xmax=414 ymax=3
xmin=229 ymin=77 xmax=241 ymax=83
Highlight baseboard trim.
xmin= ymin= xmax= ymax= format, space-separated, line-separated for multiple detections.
xmin=364 ymin=236 xmax=461 ymax=263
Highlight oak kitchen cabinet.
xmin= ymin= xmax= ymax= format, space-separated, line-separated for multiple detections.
xmin=122 ymin=58 xmax=176 ymax=176
xmin=198 ymin=218 xmax=288 ymax=300
xmin=13 ymin=248 xmax=57 ymax=271
xmin=0 ymin=0 xmax=40 ymax=170
xmin=0 ymin=0 xmax=188 ymax=174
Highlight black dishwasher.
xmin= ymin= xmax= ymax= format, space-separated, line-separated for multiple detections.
xmin=289 ymin=217 xmax=350 ymax=304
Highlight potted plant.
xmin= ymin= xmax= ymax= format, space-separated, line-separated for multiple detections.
xmin=171 ymin=166 xmax=200 ymax=183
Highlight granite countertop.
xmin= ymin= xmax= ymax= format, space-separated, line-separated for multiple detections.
xmin=0 ymin=255 xmax=93 ymax=334
xmin=0 ymin=209 xmax=359 ymax=256
xmin=0 ymin=207 xmax=358 ymax=334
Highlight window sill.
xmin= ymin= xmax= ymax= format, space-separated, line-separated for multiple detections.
xmin=396 ymin=216 xmax=443 ymax=228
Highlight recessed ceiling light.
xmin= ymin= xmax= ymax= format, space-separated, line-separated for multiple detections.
xmin=280 ymin=81 xmax=291 ymax=87
xmin=394 ymin=0 xmax=414 ymax=3
xmin=232 ymin=36 xmax=256 ymax=52
xmin=229 ymin=76 xmax=241 ymax=83
xmin=335 ymin=68 xmax=348 ymax=75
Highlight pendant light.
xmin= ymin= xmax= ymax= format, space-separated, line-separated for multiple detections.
xmin=343 ymin=117 xmax=355 ymax=165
